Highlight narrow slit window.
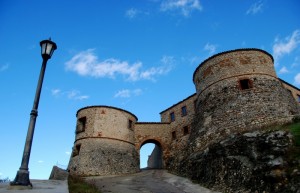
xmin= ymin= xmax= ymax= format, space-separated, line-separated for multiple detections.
xmin=183 ymin=126 xmax=189 ymax=135
xmin=172 ymin=131 xmax=176 ymax=140
xmin=194 ymin=100 xmax=197 ymax=111
xmin=76 ymin=117 xmax=86 ymax=134
xmin=128 ymin=119 xmax=133 ymax=129
xmin=170 ymin=112 xmax=175 ymax=122
xmin=181 ymin=106 xmax=187 ymax=116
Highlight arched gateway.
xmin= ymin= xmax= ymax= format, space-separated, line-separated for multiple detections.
xmin=68 ymin=49 xmax=300 ymax=177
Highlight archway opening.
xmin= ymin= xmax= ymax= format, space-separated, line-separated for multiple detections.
xmin=140 ymin=140 xmax=163 ymax=169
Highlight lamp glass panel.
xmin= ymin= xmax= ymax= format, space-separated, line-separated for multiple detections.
xmin=41 ymin=44 xmax=47 ymax=55
xmin=46 ymin=43 xmax=53 ymax=55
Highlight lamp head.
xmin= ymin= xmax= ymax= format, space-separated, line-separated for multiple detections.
xmin=40 ymin=38 xmax=57 ymax=59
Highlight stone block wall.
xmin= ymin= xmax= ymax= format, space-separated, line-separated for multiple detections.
xmin=281 ymin=78 xmax=300 ymax=103
xmin=190 ymin=49 xmax=300 ymax=152
xmin=68 ymin=106 xmax=139 ymax=176
xmin=147 ymin=145 xmax=163 ymax=169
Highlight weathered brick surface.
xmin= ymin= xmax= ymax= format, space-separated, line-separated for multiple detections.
xmin=68 ymin=106 xmax=139 ymax=176
xmin=190 ymin=49 xmax=300 ymax=152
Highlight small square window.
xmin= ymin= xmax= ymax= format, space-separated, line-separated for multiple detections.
xmin=239 ymin=79 xmax=253 ymax=90
xmin=172 ymin=131 xmax=176 ymax=140
xmin=170 ymin=112 xmax=175 ymax=122
xmin=181 ymin=106 xmax=187 ymax=116
xmin=183 ymin=126 xmax=189 ymax=135
xmin=76 ymin=117 xmax=86 ymax=134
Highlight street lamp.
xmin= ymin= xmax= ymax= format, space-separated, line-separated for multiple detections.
xmin=10 ymin=39 xmax=57 ymax=187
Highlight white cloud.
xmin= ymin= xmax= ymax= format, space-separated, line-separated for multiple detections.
xmin=65 ymin=151 xmax=71 ymax=155
xmin=278 ymin=66 xmax=289 ymax=74
xmin=66 ymin=49 xmax=173 ymax=81
xmin=0 ymin=64 xmax=9 ymax=72
xmin=51 ymin=88 xmax=89 ymax=100
xmin=51 ymin=89 xmax=61 ymax=96
xmin=132 ymin=88 xmax=142 ymax=96
xmin=125 ymin=8 xmax=139 ymax=19
xmin=67 ymin=90 xmax=89 ymax=100
xmin=114 ymin=89 xmax=143 ymax=98
xmin=160 ymin=0 xmax=202 ymax=17
xmin=114 ymin=89 xmax=131 ymax=98
xmin=204 ymin=43 xmax=217 ymax=55
xmin=246 ymin=1 xmax=264 ymax=15
xmin=272 ymin=30 xmax=300 ymax=62
xmin=140 ymin=56 xmax=174 ymax=80
xmin=294 ymin=73 xmax=300 ymax=85
xmin=37 ymin=160 xmax=44 ymax=163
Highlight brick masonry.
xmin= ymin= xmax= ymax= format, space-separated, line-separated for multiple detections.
xmin=67 ymin=48 xmax=300 ymax=177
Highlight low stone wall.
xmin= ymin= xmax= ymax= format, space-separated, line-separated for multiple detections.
xmin=49 ymin=166 xmax=68 ymax=180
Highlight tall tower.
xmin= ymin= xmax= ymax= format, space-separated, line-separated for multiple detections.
xmin=191 ymin=48 xmax=300 ymax=151
xmin=68 ymin=106 xmax=139 ymax=176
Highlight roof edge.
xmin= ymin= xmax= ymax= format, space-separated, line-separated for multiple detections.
xmin=76 ymin=105 xmax=138 ymax=121
xmin=160 ymin=93 xmax=196 ymax=114
xmin=192 ymin=48 xmax=274 ymax=82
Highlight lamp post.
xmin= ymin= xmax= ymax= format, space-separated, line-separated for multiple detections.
xmin=10 ymin=39 xmax=57 ymax=187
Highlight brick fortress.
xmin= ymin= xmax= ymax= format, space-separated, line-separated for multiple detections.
xmin=67 ymin=48 xmax=300 ymax=177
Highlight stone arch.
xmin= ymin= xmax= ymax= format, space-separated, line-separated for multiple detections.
xmin=139 ymin=138 xmax=164 ymax=169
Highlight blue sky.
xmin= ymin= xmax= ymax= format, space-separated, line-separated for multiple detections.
xmin=0 ymin=0 xmax=300 ymax=180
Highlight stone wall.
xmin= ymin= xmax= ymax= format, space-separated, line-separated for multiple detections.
xmin=68 ymin=106 xmax=139 ymax=176
xmin=190 ymin=49 xmax=300 ymax=152
xmin=147 ymin=145 xmax=163 ymax=169
xmin=281 ymin=78 xmax=300 ymax=103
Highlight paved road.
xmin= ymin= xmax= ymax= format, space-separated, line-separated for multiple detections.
xmin=0 ymin=180 xmax=68 ymax=193
xmin=86 ymin=169 xmax=221 ymax=193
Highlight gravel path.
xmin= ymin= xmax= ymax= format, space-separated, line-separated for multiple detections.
xmin=85 ymin=169 xmax=221 ymax=193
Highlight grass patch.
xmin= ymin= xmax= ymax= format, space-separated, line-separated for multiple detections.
xmin=68 ymin=175 xmax=101 ymax=193
xmin=289 ymin=122 xmax=300 ymax=146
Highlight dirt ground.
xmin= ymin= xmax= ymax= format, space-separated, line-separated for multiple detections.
xmin=85 ymin=169 xmax=221 ymax=193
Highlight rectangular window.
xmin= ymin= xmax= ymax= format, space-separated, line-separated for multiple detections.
xmin=72 ymin=144 xmax=81 ymax=157
xmin=239 ymin=79 xmax=253 ymax=90
xmin=172 ymin=131 xmax=176 ymax=140
xmin=170 ymin=112 xmax=175 ymax=122
xmin=128 ymin=119 xmax=133 ymax=129
xmin=181 ymin=106 xmax=187 ymax=116
xmin=298 ymin=95 xmax=300 ymax=103
xmin=183 ymin=126 xmax=189 ymax=135
xmin=76 ymin=117 xmax=86 ymax=134
xmin=194 ymin=100 xmax=197 ymax=111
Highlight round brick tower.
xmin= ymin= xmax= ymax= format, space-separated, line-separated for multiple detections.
xmin=191 ymin=48 xmax=300 ymax=151
xmin=68 ymin=106 xmax=139 ymax=176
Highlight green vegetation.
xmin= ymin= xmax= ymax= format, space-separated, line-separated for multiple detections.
xmin=68 ymin=175 xmax=101 ymax=193
xmin=289 ymin=122 xmax=300 ymax=146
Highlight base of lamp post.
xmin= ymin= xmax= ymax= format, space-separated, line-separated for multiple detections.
xmin=10 ymin=169 xmax=32 ymax=187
